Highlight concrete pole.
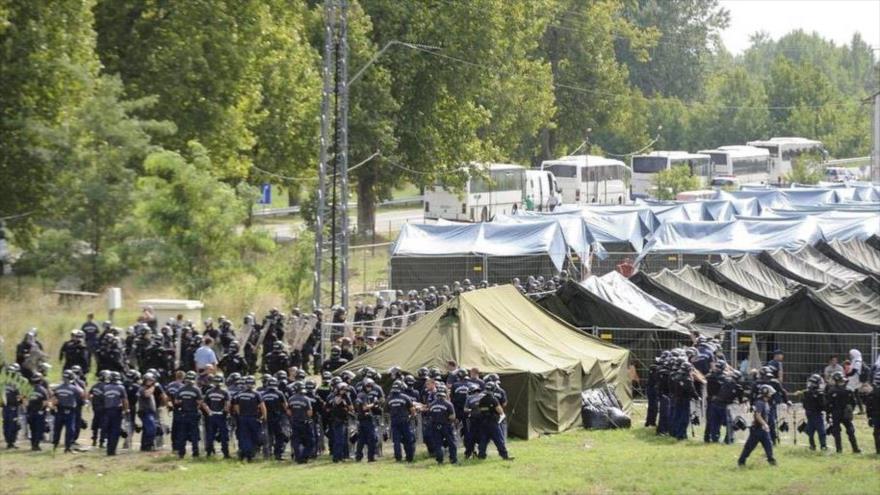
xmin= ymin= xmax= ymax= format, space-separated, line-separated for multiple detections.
xmin=313 ymin=0 xmax=335 ymax=311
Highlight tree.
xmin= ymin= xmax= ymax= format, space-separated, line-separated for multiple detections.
xmin=653 ymin=164 xmax=699 ymax=200
xmin=25 ymin=75 xmax=173 ymax=289
xmin=785 ymin=152 xmax=824 ymax=185
xmin=692 ymin=67 xmax=770 ymax=148
xmin=133 ymin=143 xmax=271 ymax=297
xmin=0 ymin=0 xmax=100 ymax=241
xmin=617 ymin=0 xmax=730 ymax=100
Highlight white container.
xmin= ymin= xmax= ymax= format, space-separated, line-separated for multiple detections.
xmin=107 ymin=287 xmax=123 ymax=311
xmin=138 ymin=298 xmax=205 ymax=327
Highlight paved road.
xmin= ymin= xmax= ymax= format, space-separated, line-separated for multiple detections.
xmin=256 ymin=207 xmax=424 ymax=242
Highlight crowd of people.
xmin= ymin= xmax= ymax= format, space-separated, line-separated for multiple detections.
xmin=644 ymin=341 xmax=880 ymax=466
xmin=2 ymin=304 xmax=517 ymax=465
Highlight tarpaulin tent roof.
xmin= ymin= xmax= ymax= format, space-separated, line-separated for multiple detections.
xmin=519 ymin=208 xmax=648 ymax=251
xmin=737 ymin=283 xmax=880 ymax=333
xmin=569 ymin=204 xmax=660 ymax=233
xmin=758 ymin=245 xmax=867 ymax=289
xmin=392 ymin=222 xmax=567 ymax=268
xmin=647 ymin=269 xmax=747 ymax=322
xmin=337 ymin=285 xmax=631 ymax=439
xmin=699 ymin=256 xmax=796 ymax=305
xmin=494 ymin=214 xmax=607 ymax=259
xmin=637 ymin=218 xmax=825 ymax=260
xmin=629 ymin=272 xmax=724 ymax=324
xmin=671 ymin=266 xmax=765 ymax=316
xmin=587 ymin=271 xmax=695 ymax=327
xmin=869 ymin=235 xmax=880 ymax=251
xmin=538 ymin=280 xmax=690 ymax=331
xmin=816 ymin=238 xmax=880 ymax=277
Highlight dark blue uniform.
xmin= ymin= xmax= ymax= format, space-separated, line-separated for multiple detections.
xmin=165 ymin=380 xmax=184 ymax=447
xmin=260 ymin=387 xmax=287 ymax=459
xmin=173 ymin=384 xmax=202 ymax=457
xmin=354 ymin=391 xmax=380 ymax=462
xmin=89 ymin=382 xmax=106 ymax=446
xmin=463 ymin=393 xmax=481 ymax=458
xmin=287 ymin=392 xmax=314 ymax=463
xmin=327 ymin=394 xmax=352 ymax=462
xmin=233 ymin=390 xmax=263 ymax=461
xmin=476 ymin=392 xmax=509 ymax=459
xmin=136 ymin=384 xmax=160 ymax=451
xmin=387 ymin=391 xmax=415 ymax=462
xmin=3 ymin=383 xmax=21 ymax=448
xmin=802 ymin=388 xmax=827 ymax=450
xmin=26 ymin=385 xmax=49 ymax=450
xmin=52 ymin=383 xmax=82 ymax=450
xmin=102 ymin=383 xmax=127 ymax=455
xmin=429 ymin=398 xmax=457 ymax=464
xmin=203 ymin=387 xmax=230 ymax=457
xmin=738 ymin=398 xmax=775 ymax=465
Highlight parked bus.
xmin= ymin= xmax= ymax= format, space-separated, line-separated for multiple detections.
xmin=698 ymin=145 xmax=771 ymax=186
xmin=540 ymin=155 xmax=630 ymax=205
xmin=746 ymin=137 xmax=825 ymax=183
xmin=424 ymin=163 xmax=526 ymax=222
xmin=524 ymin=169 xmax=562 ymax=212
xmin=631 ymin=151 xmax=711 ymax=199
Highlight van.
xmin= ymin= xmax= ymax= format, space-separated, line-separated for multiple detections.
xmin=524 ymin=170 xmax=562 ymax=212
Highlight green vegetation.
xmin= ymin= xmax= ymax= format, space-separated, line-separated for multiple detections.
xmin=0 ymin=405 xmax=875 ymax=495
xmin=653 ymin=165 xmax=701 ymax=200
xmin=785 ymin=152 xmax=826 ymax=185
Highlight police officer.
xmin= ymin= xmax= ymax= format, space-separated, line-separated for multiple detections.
xmin=302 ymin=379 xmax=321 ymax=457
xmin=137 ymin=372 xmax=161 ymax=451
xmin=123 ymin=370 xmax=141 ymax=446
xmin=801 ymin=374 xmax=827 ymax=451
xmin=52 ymin=370 xmax=84 ymax=452
xmin=174 ymin=371 xmax=203 ymax=458
xmin=704 ymin=362 xmax=726 ymax=443
xmin=670 ymin=362 xmax=698 ymax=440
xmin=327 ymin=382 xmax=354 ymax=462
xmin=102 ymin=371 xmax=129 ymax=456
xmin=165 ymin=370 xmax=186 ymax=447
xmin=260 ymin=376 xmax=289 ymax=460
xmin=263 ymin=342 xmax=290 ymax=376
xmin=645 ymin=355 xmax=663 ymax=427
xmin=233 ymin=376 xmax=266 ymax=462
xmin=286 ymin=381 xmax=314 ymax=464
xmin=354 ymin=378 xmax=382 ymax=462
xmin=89 ymin=370 xmax=110 ymax=447
xmin=2 ymin=363 xmax=23 ymax=449
xmin=26 ymin=373 xmax=50 ymax=451
xmin=386 ymin=380 xmax=416 ymax=462
xmin=59 ymin=329 xmax=90 ymax=373
xmin=219 ymin=342 xmax=247 ymax=377
xmin=463 ymin=382 xmax=482 ymax=459
xmin=866 ymin=370 xmax=880 ymax=455
xmin=825 ymin=370 xmax=860 ymax=453
xmin=716 ymin=370 xmax=745 ymax=444
xmin=477 ymin=381 xmax=511 ymax=460
xmin=403 ymin=375 xmax=420 ymax=402
xmin=429 ymin=389 xmax=457 ymax=464
xmin=322 ymin=346 xmax=348 ymax=372
xmin=655 ymin=356 xmax=673 ymax=436
xmin=201 ymin=375 xmax=231 ymax=458
xmin=738 ymin=384 xmax=776 ymax=467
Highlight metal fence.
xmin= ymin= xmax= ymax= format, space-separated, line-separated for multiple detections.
xmin=389 ymin=254 xmax=568 ymax=292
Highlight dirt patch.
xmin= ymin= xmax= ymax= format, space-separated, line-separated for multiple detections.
xmin=142 ymin=464 xmax=176 ymax=473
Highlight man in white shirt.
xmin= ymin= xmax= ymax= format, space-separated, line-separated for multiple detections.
xmin=194 ymin=337 xmax=218 ymax=372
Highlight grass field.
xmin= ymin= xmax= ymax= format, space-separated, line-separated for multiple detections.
xmin=0 ymin=405 xmax=876 ymax=495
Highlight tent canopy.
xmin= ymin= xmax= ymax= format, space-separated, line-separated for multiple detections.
xmin=758 ymin=245 xmax=867 ymax=289
xmin=494 ymin=214 xmax=607 ymax=259
xmin=672 ymin=266 xmax=764 ymax=316
xmin=585 ymin=272 xmax=695 ymax=327
xmin=817 ymin=238 xmax=880 ymax=277
xmin=699 ymin=256 xmax=796 ymax=304
xmin=519 ymin=208 xmax=649 ymax=251
xmin=338 ymin=285 xmax=631 ymax=439
xmin=648 ymin=268 xmax=749 ymax=322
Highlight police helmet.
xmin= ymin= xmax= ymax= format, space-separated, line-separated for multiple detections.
xmin=335 ymin=382 xmax=349 ymax=393
xmin=244 ymin=375 xmax=256 ymax=387
xmin=227 ymin=372 xmax=241 ymax=385
xmin=331 ymin=345 xmax=341 ymax=357
xmin=273 ymin=341 xmax=283 ymax=351
xmin=760 ymin=366 xmax=774 ymax=378
xmin=455 ymin=368 xmax=467 ymax=379
xmin=184 ymin=371 xmax=197 ymax=382
xmin=467 ymin=383 xmax=480 ymax=394
xmin=38 ymin=362 xmax=51 ymax=374
xmin=292 ymin=381 xmax=305 ymax=393
xmin=266 ymin=376 xmax=279 ymax=388
xmin=143 ymin=373 xmax=156 ymax=383
xmin=126 ymin=370 xmax=141 ymax=382
xmin=730 ymin=370 xmax=743 ymax=381
xmin=275 ymin=370 xmax=288 ymax=381
xmin=99 ymin=370 xmax=111 ymax=382
xmin=304 ymin=379 xmax=316 ymax=391
xmin=6 ymin=363 xmax=20 ymax=374
xmin=403 ymin=375 xmax=416 ymax=386
xmin=485 ymin=381 xmax=498 ymax=392
xmin=110 ymin=371 xmax=123 ymax=384
xmin=321 ymin=371 xmax=332 ymax=381
xmin=417 ymin=367 xmax=428 ymax=378
xmin=436 ymin=390 xmax=448 ymax=400
xmin=341 ymin=370 xmax=356 ymax=382
xmin=70 ymin=365 xmax=82 ymax=376
xmin=363 ymin=378 xmax=375 ymax=389
xmin=831 ymin=370 xmax=845 ymax=383
xmin=759 ymin=384 xmax=775 ymax=398
xmin=211 ymin=375 xmax=224 ymax=385
xmin=30 ymin=373 xmax=44 ymax=384
xmin=388 ymin=365 xmax=401 ymax=376
xmin=330 ymin=376 xmax=342 ymax=386
xmin=62 ymin=370 xmax=76 ymax=382
xmin=807 ymin=374 xmax=822 ymax=387
xmin=485 ymin=373 xmax=499 ymax=383
xmin=229 ymin=341 xmax=240 ymax=350
xmin=428 ymin=367 xmax=441 ymax=378
xmin=295 ymin=369 xmax=307 ymax=381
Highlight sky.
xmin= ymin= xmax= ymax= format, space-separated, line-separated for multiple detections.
xmin=719 ymin=0 xmax=880 ymax=54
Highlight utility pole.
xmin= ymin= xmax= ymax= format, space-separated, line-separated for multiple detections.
xmin=338 ymin=0 xmax=350 ymax=309
xmin=313 ymin=0 xmax=335 ymax=311
xmin=872 ymin=90 xmax=880 ymax=184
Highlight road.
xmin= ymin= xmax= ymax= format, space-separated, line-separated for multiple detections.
xmin=256 ymin=207 xmax=424 ymax=242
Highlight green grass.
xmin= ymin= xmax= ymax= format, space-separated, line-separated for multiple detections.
xmin=0 ymin=405 xmax=876 ymax=495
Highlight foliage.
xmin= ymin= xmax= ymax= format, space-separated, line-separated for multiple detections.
xmin=785 ymin=151 xmax=825 ymax=185
xmin=24 ymin=75 xmax=173 ymax=290
xmin=133 ymin=143 xmax=272 ymax=297
xmin=0 ymin=0 xmax=100 ymax=241
xmin=273 ymin=230 xmax=315 ymax=308
xmin=653 ymin=164 xmax=700 ymax=200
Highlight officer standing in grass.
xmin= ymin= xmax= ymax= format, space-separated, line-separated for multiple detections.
xmin=328 ymin=382 xmax=353 ymax=463
xmin=51 ymin=370 xmax=84 ymax=453
xmin=90 ymin=370 xmax=109 ymax=448
xmin=738 ymin=384 xmax=777 ymax=467
xmin=137 ymin=372 xmax=160 ymax=451
xmin=866 ymin=370 xmax=880 ymax=455
xmin=2 ymin=363 xmax=23 ymax=449
xmin=286 ymin=380 xmax=314 ymax=464
xmin=202 ymin=375 xmax=231 ymax=458
xmin=233 ymin=376 xmax=265 ymax=462
xmin=429 ymin=389 xmax=457 ymax=465
xmin=801 ymin=374 xmax=828 ymax=451
xmin=174 ymin=371 xmax=204 ymax=458
xmin=477 ymin=381 xmax=512 ymax=460
xmin=825 ymin=371 xmax=860 ymax=454
xmin=386 ymin=380 xmax=416 ymax=462
xmin=102 ymin=371 xmax=129 ymax=456
xmin=26 ymin=373 xmax=50 ymax=451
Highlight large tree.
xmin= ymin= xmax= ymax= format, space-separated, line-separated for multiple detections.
xmin=0 ymin=0 xmax=100 ymax=241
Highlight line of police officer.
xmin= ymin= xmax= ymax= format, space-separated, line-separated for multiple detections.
xmin=2 ymin=362 xmax=514 ymax=465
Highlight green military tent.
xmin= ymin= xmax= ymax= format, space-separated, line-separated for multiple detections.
xmin=337 ymin=285 xmax=631 ymax=439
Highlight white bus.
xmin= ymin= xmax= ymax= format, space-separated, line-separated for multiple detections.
xmin=540 ymin=155 xmax=630 ymax=205
xmin=698 ymin=145 xmax=771 ymax=186
xmin=524 ymin=169 xmax=562 ymax=212
xmin=746 ymin=137 xmax=825 ymax=183
xmin=631 ymin=151 xmax=711 ymax=199
xmin=424 ymin=163 xmax=526 ymax=222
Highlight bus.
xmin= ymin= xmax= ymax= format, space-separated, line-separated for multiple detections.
xmin=631 ymin=151 xmax=711 ymax=199
xmin=540 ymin=155 xmax=631 ymax=205
xmin=424 ymin=163 xmax=526 ymax=222
xmin=746 ymin=137 xmax=825 ymax=183
xmin=524 ymin=169 xmax=562 ymax=212
xmin=698 ymin=145 xmax=771 ymax=186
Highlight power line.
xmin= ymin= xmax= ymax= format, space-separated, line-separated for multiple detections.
xmin=250 ymin=151 xmax=380 ymax=182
